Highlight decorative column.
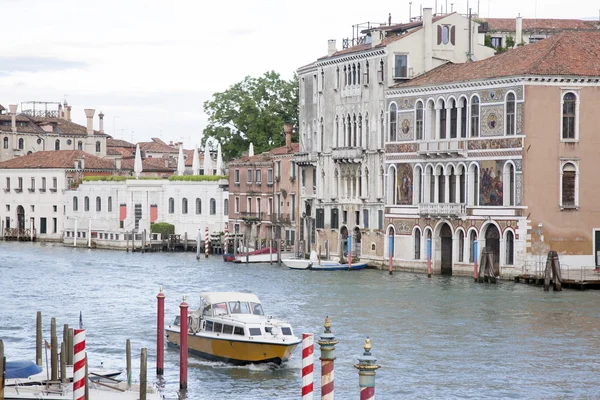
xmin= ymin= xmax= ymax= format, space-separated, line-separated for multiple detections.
xmin=424 ymin=171 xmax=431 ymax=203
xmin=456 ymin=104 xmax=463 ymax=138
xmin=354 ymin=338 xmax=380 ymax=400
xmin=444 ymin=170 xmax=451 ymax=205
xmin=434 ymin=173 xmax=440 ymax=204
xmin=455 ymin=170 xmax=462 ymax=204
xmin=445 ymin=103 xmax=452 ymax=139
xmin=317 ymin=317 xmax=338 ymax=400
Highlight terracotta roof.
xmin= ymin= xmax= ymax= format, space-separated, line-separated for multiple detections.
xmin=138 ymin=138 xmax=179 ymax=153
xmin=228 ymin=143 xmax=299 ymax=165
xmin=0 ymin=150 xmax=115 ymax=170
xmin=484 ymin=18 xmax=598 ymax=32
xmin=120 ymin=157 xmax=175 ymax=172
xmin=269 ymin=143 xmax=299 ymax=156
xmin=107 ymin=138 xmax=135 ymax=148
xmin=394 ymin=31 xmax=600 ymax=88
xmin=0 ymin=115 xmax=107 ymax=136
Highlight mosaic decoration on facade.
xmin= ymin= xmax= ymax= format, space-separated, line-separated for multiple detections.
xmin=398 ymin=98 xmax=414 ymax=110
xmin=479 ymin=160 xmax=504 ymax=206
xmin=480 ymin=106 xmax=504 ymax=137
xmin=515 ymin=173 xmax=523 ymax=206
xmin=386 ymin=142 xmax=418 ymax=154
xmin=514 ymin=159 xmax=522 ymax=172
xmin=394 ymin=219 xmax=413 ymax=235
xmin=399 ymin=116 xmax=413 ymax=140
xmin=516 ymin=103 xmax=524 ymax=135
xmin=396 ymin=163 xmax=413 ymax=205
xmin=467 ymin=137 xmax=522 ymax=150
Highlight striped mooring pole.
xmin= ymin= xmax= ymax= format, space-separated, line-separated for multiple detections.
xmin=302 ymin=333 xmax=314 ymax=400
xmin=354 ymin=337 xmax=380 ymax=400
xmin=179 ymin=297 xmax=189 ymax=390
xmin=317 ymin=316 xmax=338 ymax=400
xmin=347 ymin=234 xmax=353 ymax=270
xmin=156 ymin=287 xmax=165 ymax=375
xmin=73 ymin=328 xmax=86 ymax=400
xmin=204 ymin=226 xmax=209 ymax=258
xmin=473 ymin=240 xmax=479 ymax=282
xmin=427 ymin=237 xmax=432 ymax=278
xmin=224 ymin=225 xmax=229 ymax=254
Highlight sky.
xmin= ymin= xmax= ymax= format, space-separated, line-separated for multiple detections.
xmin=0 ymin=0 xmax=598 ymax=149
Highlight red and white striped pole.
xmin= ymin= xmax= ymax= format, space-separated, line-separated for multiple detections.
xmin=224 ymin=225 xmax=229 ymax=254
xmin=317 ymin=317 xmax=338 ymax=400
xmin=204 ymin=226 xmax=209 ymax=258
xmin=72 ymin=329 xmax=86 ymax=400
xmin=302 ymin=333 xmax=314 ymax=400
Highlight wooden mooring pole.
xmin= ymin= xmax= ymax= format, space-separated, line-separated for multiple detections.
xmin=36 ymin=311 xmax=42 ymax=366
xmin=51 ymin=317 xmax=58 ymax=381
xmin=1 ymin=339 xmax=5 ymax=400
xmin=140 ymin=348 xmax=147 ymax=400
xmin=126 ymin=339 xmax=132 ymax=388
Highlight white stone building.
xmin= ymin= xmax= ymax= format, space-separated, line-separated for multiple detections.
xmin=62 ymin=178 xmax=229 ymax=248
xmin=296 ymin=9 xmax=494 ymax=264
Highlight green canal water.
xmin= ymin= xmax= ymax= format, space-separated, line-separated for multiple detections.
xmin=0 ymin=241 xmax=599 ymax=399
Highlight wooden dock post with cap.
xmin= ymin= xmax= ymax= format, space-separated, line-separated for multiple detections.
xmin=179 ymin=296 xmax=189 ymax=390
xmin=354 ymin=337 xmax=380 ymax=400
xmin=50 ymin=317 xmax=58 ymax=381
xmin=36 ymin=311 xmax=42 ymax=366
xmin=156 ymin=287 xmax=165 ymax=375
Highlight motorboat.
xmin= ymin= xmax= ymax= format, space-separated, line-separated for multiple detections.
xmin=5 ymin=360 xmax=121 ymax=387
xmin=283 ymin=250 xmax=368 ymax=271
xmin=233 ymin=247 xmax=279 ymax=263
xmin=165 ymin=292 xmax=301 ymax=365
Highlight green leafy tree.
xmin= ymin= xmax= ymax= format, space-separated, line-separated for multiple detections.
xmin=202 ymin=71 xmax=299 ymax=160
xmin=505 ymin=35 xmax=515 ymax=50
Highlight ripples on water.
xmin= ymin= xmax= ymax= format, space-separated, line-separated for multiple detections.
xmin=1 ymin=242 xmax=599 ymax=399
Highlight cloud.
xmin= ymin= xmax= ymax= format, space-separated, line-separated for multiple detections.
xmin=0 ymin=56 xmax=87 ymax=76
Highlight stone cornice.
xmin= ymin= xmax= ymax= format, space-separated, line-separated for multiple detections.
xmin=316 ymin=49 xmax=387 ymax=68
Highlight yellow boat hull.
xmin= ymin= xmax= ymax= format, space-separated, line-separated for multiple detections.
xmin=166 ymin=329 xmax=299 ymax=365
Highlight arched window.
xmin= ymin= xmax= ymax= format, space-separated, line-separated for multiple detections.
xmin=439 ymin=99 xmax=447 ymax=139
xmin=415 ymin=101 xmax=424 ymax=140
xmin=504 ymin=163 xmax=515 ymax=206
xmin=352 ymin=115 xmax=357 ymax=147
xmin=77 ymin=141 xmax=83 ymax=150
xmin=73 ymin=196 xmax=78 ymax=211
xmin=505 ymin=231 xmax=514 ymax=265
xmin=562 ymin=92 xmax=577 ymax=139
xmin=210 ymin=198 xmax=216 ymax=215
xmin=2 ymin=137 xmax=8 ymax=149
xmin=469 ymin=230 xmax=477 ymax=263
xmin=414 ymin=228 xmax=421 ymax=260
xmin=224 ymin=199 xmax=229 ymax=215
xmin=357 ymin=63 xmax=361 ymax=85
xmin=336 ymin=66 xmax=340 ymax=89
xmin=365 ymin=60 xmax=370 ymax=84
xmin=182 ymin=198 xmax=188 ymax=214
xmin=460 ymin=97 xmax=468 ymax=138
xmin=506 ymin=93 xmax=516 ymax=135
xmin=561 ymin=162 xmax=577 ymax=208
xmin=96 ymin=196 xmax=101 ymax=212
xmin=18 ymin=138 xmax=24 ymax=150
xmin=320 ymin=117 xmax=324 ymax=152
xmin=335 ymin=116 xmax=339 ymax=148
xmin=458 ymin=230 xmax=465 ymax=262
xmin=168 ymin=198 xmax=174 ymax=214
xmin=95 ymin=141 xmax=101 ymax=152
xmin=358 ymin=114 xmax=362 ymax=148
xmin=380 ymin=111 xmax=385 ymax=147
xmin=468 ymin=163 xmax=479 ymax=206
xmin=352 ymin=64 xmax=356 ymax=85
xmin=347 ymin=65 xmax=352 ymax=86
xmin=364 ymin=112 xmax=369 ymax=149
xmin=55 ymin=139 xmax=60 ymax=150
xmin=346 ymin=115 xmax=351 ymax=147
xmin=196 ymin=198 xmax=202 ymax=214
xmin=470 ymin=96 xmax=480 ymax=137
xmin=343 ymin=66 xmax=347 ymax=86
xmin=449 ymin=99 xmax=457 ymax=138
xmin=84 ymin=196 xmax=89 ymax=211
xmin=389 ymin=103 xmax=397 ymax=142
xmin=108 ymin=196 xmax=112 ymax=212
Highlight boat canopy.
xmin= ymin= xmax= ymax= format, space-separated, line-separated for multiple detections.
xmin=200 ymin=292 xmax=261 ymax=306
xmin=6 ymin=360 xmax=43 ymax=379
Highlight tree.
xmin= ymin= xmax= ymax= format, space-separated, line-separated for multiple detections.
xmin=505 ymin=35 xmax=515 ymax=50
xmin=202 ymin=71 xmax=299 ymax=160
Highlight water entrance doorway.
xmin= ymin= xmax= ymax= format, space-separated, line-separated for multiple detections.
xmin=485 ymin=225 xmax=500 ymax=275
xmin=440 ymin=224 xmax=453 ymax=275
xmin=17 ymin=205 xmax=25 ymax=231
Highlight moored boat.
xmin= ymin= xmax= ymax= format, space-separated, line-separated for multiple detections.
xmin=5 ymin=360 xmax=120 ymax=387
xmin=165 ymin=292 xmax=301 ymax=365
xmin=283 ymin=250 xmax=368 ymax=270
xmin=233 ymin=247 xmax=279 ymax=263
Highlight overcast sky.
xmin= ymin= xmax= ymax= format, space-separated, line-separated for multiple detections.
xmin=0 ymin=0 xmax=597 ymax=148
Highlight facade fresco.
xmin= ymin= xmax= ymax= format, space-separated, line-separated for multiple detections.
xmin=479 ymin=160 xmax=504 ymax=206
xmin=396 ymin=163 xmax=413 ymax=205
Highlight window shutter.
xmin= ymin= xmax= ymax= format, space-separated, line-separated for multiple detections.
xmin=562 ymin=171 xmax=575 ymax=206
xmin=437 ymin=25 xmax=442 ymax=45
xmin=451 ymin=26 xmax=456 ymax=45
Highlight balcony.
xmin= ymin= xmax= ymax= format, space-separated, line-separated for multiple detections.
xmin=418 ymin=139 xmax=467 ymax=158
xmin=270 ymin=213 xmax=292 ymax=225
xmin=331 ymin=147 xmax=363 ymax=163
xmin=240 ymin=211 xmax=264 ymax=223
xmin=294 ymin=152 xmax=317 ymax=166
xmin=418 ymin=203 xmax=466 ymax=218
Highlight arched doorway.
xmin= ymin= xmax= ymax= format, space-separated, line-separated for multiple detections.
xmin=485 ymin=224 xmax=500 ymax=275
xmin=353 ymin=226 xmax=361 ymax=258
xmin=440 ymin=223 xmax=453 ymax=275
xmin=340 ymin=226 xmax=349 ymax=260
xmin=17 ymin=205 xmax=25 ymax=231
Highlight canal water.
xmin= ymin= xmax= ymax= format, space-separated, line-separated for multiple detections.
xmin=0 ymin=241 xmax=599 ymax=399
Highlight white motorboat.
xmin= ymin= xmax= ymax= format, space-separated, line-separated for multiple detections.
xmin=5 ymin=360 xmax=121 ymax=387
xmin=283 ymin=251 xmax=368 ymax=271
xmin=166 ymin=292 xmax=301 ymax=365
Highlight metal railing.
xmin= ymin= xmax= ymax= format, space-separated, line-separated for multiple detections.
xmin=418 ymin=203 xmax=466 ymax=217
xmin=418 ymin=139 xmax=468 ymax=156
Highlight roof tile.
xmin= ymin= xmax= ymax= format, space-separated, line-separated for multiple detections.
xmin=0 ymin=150 xmax=115 ymax=170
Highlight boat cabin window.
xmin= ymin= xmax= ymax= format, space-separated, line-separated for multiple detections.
xmin=234 ymin=326 xmax=244 ymax=336
xmin=213 ymin=322 xmax=223 ymax=333
xmin=228 ymin=301 xmax=251 ymax=314
xmin=205 ymin=320 xmax=213 ymax=332
xmin=223 ymin=325 xmax=234 ymax=334
xmin=251 ymin=302 xmax=264 ymax=315
xmin=249 ymin=327 xmax=262 ymax=336
xmin=281 ymin=327 xmax=292 ymax=336
xmin=212 ymin=303 xmax=228 ymax=316
xmin=202 ymin=305 xmax=212 ymax=316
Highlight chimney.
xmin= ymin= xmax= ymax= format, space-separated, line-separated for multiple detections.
xmin=84 ymin=109 xmax=95 ymax=136
xmin=9 ymin=104 xmax=18 ymax=133
xmin=423 ymin=8 xmax=433 ymax=71
xmin=327 ymin=39 xmax=337 ymax=56
xmin=98 ymin=111 xmax=105 ymax=133
xmin=284 ymin=122 xmax=293 ymax=149
xmin=65 ymin=105 xmax=72 ymax=121
xmin=372 ymin=29 xmax=384 ymax=46
xmin=516 ymin=15 xmax=523 ymax=46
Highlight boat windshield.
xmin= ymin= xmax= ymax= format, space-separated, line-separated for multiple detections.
xmin=228 ymin=301 xmax=251 ymax=314
xmin=250 ymin=302 xmax=264 ymax=315
xmin=212 ymin=302 xmax=228 ymax=316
